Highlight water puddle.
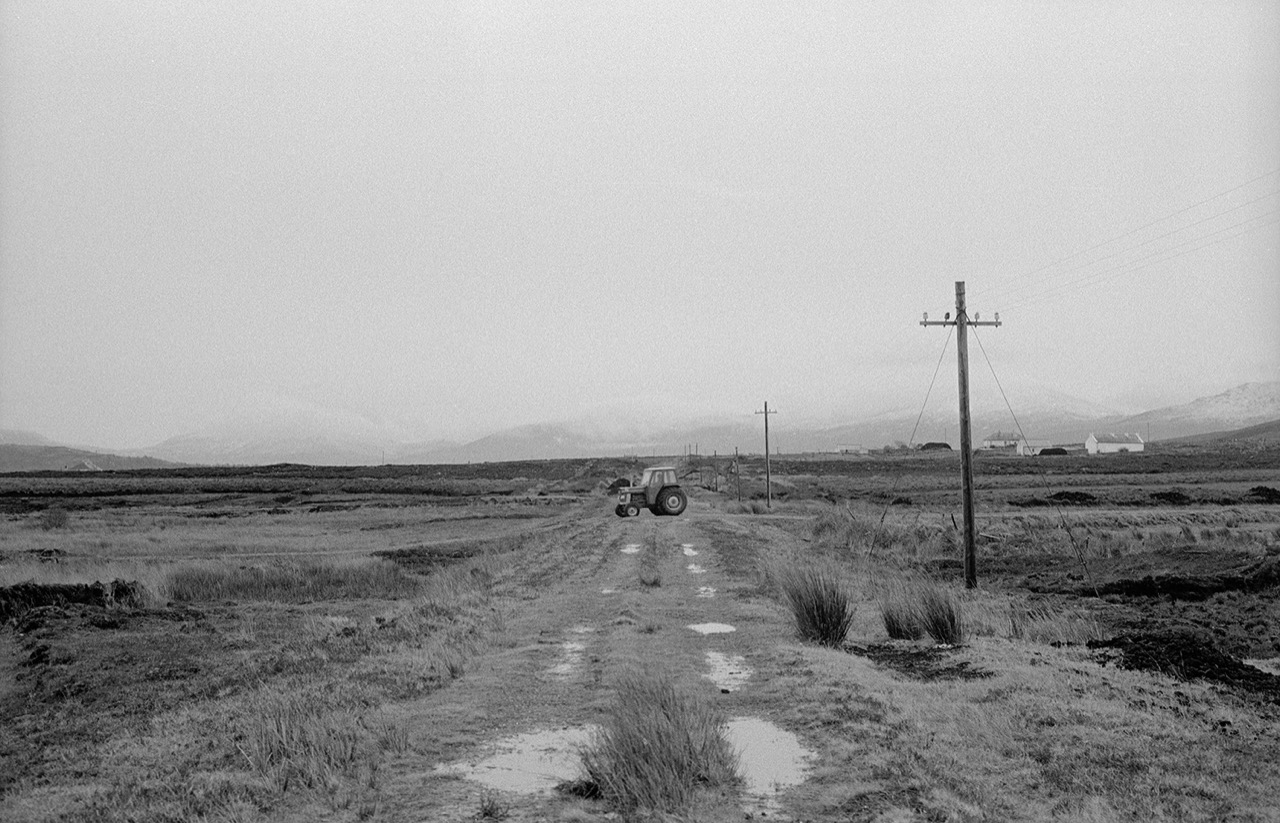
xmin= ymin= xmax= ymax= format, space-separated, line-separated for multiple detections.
xmin=688 ymin=622 xmax=736 ymax=635
xmin=548 ymin=641 xmax=585 ymax=678
xmin=726 ymin=716 xmax=813 ymax=815
xmin=436 ymin=726 xmax=594 ymax=793
xmin=696 ymin=586 xmax=717 ymax=599
xmin=686 ymin=563 xmax=706 ymax=574
xmin=705 ymin=651 xmax=751 ymax=692
xmin=681 ymin=544 xmax=699 ymax=556
xmin=621 ymin=543 xmax=640 ymax=555
xmin=600 ymin=588 xmax=617 ymax=595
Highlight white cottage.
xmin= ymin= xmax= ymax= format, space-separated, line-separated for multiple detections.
xmin=982 ymin=431 xmax=1019 ymax=449
xmin=1085 ymin=433 xmax=1145 ymax=455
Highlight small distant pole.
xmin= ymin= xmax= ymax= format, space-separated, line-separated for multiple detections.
xmin=755 ymin=402 xmax=778 ymax=508
xmin=921 ymin=282 xmax=1002 ymax=588
xmin=735 ymin=447 xmax=741 ymax=502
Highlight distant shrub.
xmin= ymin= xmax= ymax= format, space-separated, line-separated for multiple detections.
xmin=579 ymin=670 xmax=739 ymax=815
xmin=39 ymin=507 xmax=69 ymax=530
xmin=778 ymin=566 xmax=854 ymax=647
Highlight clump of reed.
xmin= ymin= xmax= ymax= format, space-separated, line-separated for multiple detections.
xmin=878 ymin=578 xmax=965 ymax=645
xmin=776 ymin=565 xmax=854 ymax=647
xmin=578 ymin=670 xmax=739 ymax=815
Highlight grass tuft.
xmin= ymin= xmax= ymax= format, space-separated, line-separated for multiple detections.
xmin=579 ymin=670 xmax=739 ymax=815
xmin=878 ymin=578 xmax=965 ymax=645
xmin=777 ymin=565 xmax=854 ymax=647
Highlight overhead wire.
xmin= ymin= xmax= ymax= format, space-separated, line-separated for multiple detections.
xmin=1000 ymin=206 xmax=1280 ymax=311
xmin=971 ymin=167 xmax=1280 ymax=302
xmin=865 ymin=324 xmax=953 ymax=558
xmin=969 ymin=326 xmax=1099 ymax=596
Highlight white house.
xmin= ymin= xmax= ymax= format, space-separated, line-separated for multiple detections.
xmin=1085 ymin=433 xmax=1145 ymax=455
xmin=1016 ymin=438 xmax=1053 ymax=456
xmin=982 ymin=431 xmax=1019 ymax=449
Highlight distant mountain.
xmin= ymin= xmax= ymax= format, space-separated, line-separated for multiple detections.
xmin=0 ymin=428 xmax=56 ymax=447
xmin=1163 ymin=417 xmax=1280 ymax=447
xmin=1102 ymin=382 xmax=1280 ymax=442
xmin=32 ymin=381 xmax=1273 ymax=467
xmin=0 ymin=444 xmax=181 ymax=473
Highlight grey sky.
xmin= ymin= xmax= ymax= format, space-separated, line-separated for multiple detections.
xmin=2 ymin=1 xmax=1277 ymax=449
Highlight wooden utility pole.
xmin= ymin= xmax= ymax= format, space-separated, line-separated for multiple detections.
xmin=755 ymin=402 xmax=777 ymax=508
xmin=921 ymin=282 xmax=1001 ymax=588
xmin=735 ymin=447 xmax=741 ymax=502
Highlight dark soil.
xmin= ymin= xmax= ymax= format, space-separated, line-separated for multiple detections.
xmin=981 ymin=548 xmax=1280 ymax=659
xmin=1089 ymin=630 xmax=1280 ymax=702
xmin=0 ymin=580 xmax=145 ymax=625
xmin=844 ymin=643 xmax=993 ymax=681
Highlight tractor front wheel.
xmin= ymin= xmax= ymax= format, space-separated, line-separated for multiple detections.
xmin=659 ymin=488 xmax=688 ymax=516
xmin=614 ymin=505 xmax=627 ymax=518
xmin=624 ymin=503 xmax=642 ymax=518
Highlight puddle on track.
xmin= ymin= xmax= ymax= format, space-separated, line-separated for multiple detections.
xmin=621 ymin=543 xmax=640 ymax=554
xmin=688 ymin=622 xmax=736 ymax=635
xmin=727 ymin=716 xmax=814 ymax=815
xmin=548 ymin=641 xmax=585 ymax=678
xmin=600 ymin=588 xmax=617 ymax=595
xmin=681 ymin=544 xmax=699 ymax=556
xmin=437 ymin=718 xmax=812 ymax=814
xmin=436 ymin=726 xmax=595 ymax=794
xmin=686 ymin=563 xmax=707 ymax=574
xmin=705 ymin=651 xmax=751 ymax=692
xmin=697 ymin=586 xmax=717 ymax=598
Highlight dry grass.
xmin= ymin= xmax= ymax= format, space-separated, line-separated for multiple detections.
xmin=1008 ymin=599 xmax=1107 ymax=646
xmin=165 ymin=557 xmax=423 ymax=603
xmin=579 ymin=670 xmax=740 ymax=816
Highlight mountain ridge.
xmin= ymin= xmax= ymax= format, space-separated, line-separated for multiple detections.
xmin=4 ymin=382 xmax=1277 ymax=468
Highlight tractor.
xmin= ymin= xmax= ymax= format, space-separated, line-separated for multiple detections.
xmin=614 ymin=465 xmax=688 ymax=517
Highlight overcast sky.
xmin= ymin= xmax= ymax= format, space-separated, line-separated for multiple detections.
xmin=2 ymin=1 xmax=1277 ymax=449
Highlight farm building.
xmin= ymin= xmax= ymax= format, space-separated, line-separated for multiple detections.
xmin=1085 ymin=433 xmax=1145 ymax=454
xmin=1016 ymin=438 xmax=1053 ymax=456
xmin=982 ymin=431 xmax=1019 ymax=449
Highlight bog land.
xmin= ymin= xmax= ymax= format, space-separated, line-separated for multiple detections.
xmin=1 ymin=446 xmax=1279 ymax=822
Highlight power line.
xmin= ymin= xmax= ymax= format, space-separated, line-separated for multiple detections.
xmin=969 ymin=326 xmax=1097 ymax=596
xmin=973 ymin=167 xmax=1280 ymax=301
xmin=1001 ymin=208 xmax=1280 ymax=311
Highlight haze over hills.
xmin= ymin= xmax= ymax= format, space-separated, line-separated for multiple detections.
xmin=2 ymin=383 xmax=1277 ymax=469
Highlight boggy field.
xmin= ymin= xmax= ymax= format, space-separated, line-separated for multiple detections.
xmin=1 ymin=449 xmax=1279 ymax=822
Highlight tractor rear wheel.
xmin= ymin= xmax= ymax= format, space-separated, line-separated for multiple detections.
xmin=659 ymin=488 xmax=687 ymax=516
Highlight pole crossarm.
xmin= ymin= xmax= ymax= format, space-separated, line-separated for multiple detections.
xmin=920 ymin=281 xmax=1002 ymax=589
